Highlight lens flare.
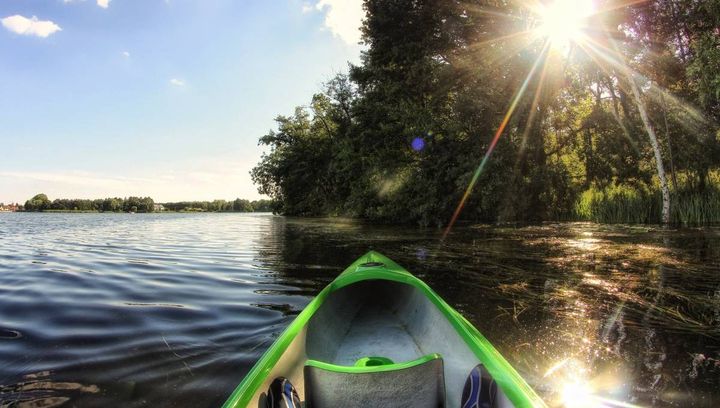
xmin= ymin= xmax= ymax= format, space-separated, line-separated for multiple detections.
xmin=442 ymin=40 xmax=551 ymax=239
xmin=538 ymin=0 xmax=595 ymax=50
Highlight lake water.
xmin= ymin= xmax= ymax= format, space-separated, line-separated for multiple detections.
xmin=0 ymin=213 xmax=718 ymax=407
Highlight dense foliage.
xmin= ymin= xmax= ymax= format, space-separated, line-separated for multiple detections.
xmin=22 ymin=194 xmax=273 ymax=213
xmin=24 ymin=194 xmax=155 ymax=213
xmin=252 ymin=0 xmax=720 ymax=225
xmin=161 ymin=199 xmax=273 ymax=212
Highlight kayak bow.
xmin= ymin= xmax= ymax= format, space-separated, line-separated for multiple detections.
xmin=222 ymin=251 xmax=545 ymax=407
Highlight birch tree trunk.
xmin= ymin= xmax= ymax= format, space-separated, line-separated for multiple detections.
xmin=661 ymin=95 xmax=679 ymax=192
xmin=626 ymin=74 xmax=671 ymax=224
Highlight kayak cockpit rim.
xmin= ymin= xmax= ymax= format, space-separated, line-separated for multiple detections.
xmin=221 ymin=251 xmax=545 ymax=408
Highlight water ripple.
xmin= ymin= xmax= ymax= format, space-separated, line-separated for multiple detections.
xmin=0 ymin=214 xmax=718 ymax=407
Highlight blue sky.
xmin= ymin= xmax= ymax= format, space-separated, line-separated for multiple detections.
xmin=0 ymin=0 xmax=363 ymax=203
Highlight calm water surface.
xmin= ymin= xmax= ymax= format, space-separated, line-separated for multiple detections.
xmin=0 ymin=213 xmax=718 ymax=407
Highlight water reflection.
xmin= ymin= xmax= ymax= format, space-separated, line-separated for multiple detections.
xmin=0 ymin=371 xmax=98 ymax=408
xmin=0 ymin=214 xmax=718 ymax=407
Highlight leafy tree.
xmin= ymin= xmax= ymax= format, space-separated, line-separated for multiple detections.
xmin=250 ymin=199 xmax=273 ymax=212
xmin=24 ymin=193 xmax=50 ymax=211
xmin=102 ymin=198 xmax=123 ymax=212
xmin=233 ymin=198 xmax=253 ymax=212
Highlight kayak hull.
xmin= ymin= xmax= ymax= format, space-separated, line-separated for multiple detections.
xmin=222 ymin=251 xmax=545 ymax=408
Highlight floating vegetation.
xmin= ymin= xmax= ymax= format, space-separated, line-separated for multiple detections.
xmin=0 ymin=371 xmax=99 ymax=408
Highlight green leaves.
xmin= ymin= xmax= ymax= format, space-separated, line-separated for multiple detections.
xmin=251 ymin=0 xmax=720 ymax=225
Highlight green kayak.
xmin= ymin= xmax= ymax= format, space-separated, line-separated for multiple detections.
xmin=222 ymin=251 xmax=545 ymax=408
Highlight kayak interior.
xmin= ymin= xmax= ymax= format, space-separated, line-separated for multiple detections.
xmin=246 ymin=278 xmax=515 ymax=407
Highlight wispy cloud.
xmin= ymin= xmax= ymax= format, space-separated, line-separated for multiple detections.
xmin=0 ymin=156 xmax=263 ymax=202
xmin=169 ymin=78 xmax=185 ymax=87
xmin=313 ymin=0 xmax=363 ymax=44
xmin=63 ymin=0 xmax=111 ymax=8
xmin=1 ymin=15 xmax=62 ymax=38
xmin=122 ymin=50 xmax=130 ymax=58
xmin=0 ymin=171 xmax=155 ymax=191
xmin=0 ymin=170 xmax=165 ymax=203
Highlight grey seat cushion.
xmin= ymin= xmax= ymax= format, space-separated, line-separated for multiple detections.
xmin=303 ymin=355 xmax=445 ymax=408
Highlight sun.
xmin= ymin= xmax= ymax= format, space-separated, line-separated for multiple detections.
xmin=538 ymin=0 xmax=595 ymax=49
xmin=561 ymin=381 xmax=597 ymax=407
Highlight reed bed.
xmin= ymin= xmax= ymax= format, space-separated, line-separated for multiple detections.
xmin=575 ymin=181 xmax=720 ymax=225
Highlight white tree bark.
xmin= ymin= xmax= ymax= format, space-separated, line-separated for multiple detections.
xmin=627 ymin=74 xmax=671 ymax=224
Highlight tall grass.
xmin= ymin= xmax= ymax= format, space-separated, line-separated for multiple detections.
xmin=673 ymin=189 xmax=720 ymax=225
xmin=575 ymin=180 xmax=720 ymax=225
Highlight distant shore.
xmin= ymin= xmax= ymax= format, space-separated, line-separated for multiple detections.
xmin=7 ymin=209 xmax=273 ymax=214
xmin=16 ymin=194 xmax=273 ymax=214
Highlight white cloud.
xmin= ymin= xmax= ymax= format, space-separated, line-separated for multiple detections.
xmin=314 ymin=0 xmax=363 ymax=44
xmin=302 ymin=2 xmax=314 ymax=14
xmin=169 ymin=78 xmax=185 ymax=87
xmin=122 ymin=50 xmax=130 ymax=58
xmin=1 ymin=15 xmax=62 ymax=38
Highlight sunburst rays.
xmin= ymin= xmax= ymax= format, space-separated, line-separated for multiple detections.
xmin=443 ymin=0 xmax=709 ymax=237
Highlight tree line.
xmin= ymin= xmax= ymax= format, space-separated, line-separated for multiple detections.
xmin=24 ymin=194 xmax=155 ymax=213
xmin=22 ymin=194 xmax=272 ymax=213
xmin=252 ymin=0 xmax=720 ymax=226
xmin=161 ymin=199 xmax=272 ymax=212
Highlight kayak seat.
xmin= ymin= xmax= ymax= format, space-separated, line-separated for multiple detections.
xmin=303 ymin=353 xmax=445 ymax=408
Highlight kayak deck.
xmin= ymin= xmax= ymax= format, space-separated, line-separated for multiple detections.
xmin=338 ymin=307 xmax=422 ymax=365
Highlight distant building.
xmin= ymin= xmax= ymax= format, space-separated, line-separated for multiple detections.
xmin=153 ymin=204 xmax=166 ymax=212
xmin=0 ymin=203 xmax=20 ymax=212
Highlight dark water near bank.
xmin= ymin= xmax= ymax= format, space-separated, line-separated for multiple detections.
xmin=0 ymin=213 xmax=718 ymax=407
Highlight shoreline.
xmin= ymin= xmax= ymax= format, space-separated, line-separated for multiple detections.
xmin=5 ymin=212 xmax=718 ymax=229
xmin=6 ymin=210 xmax=273 ymax=214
